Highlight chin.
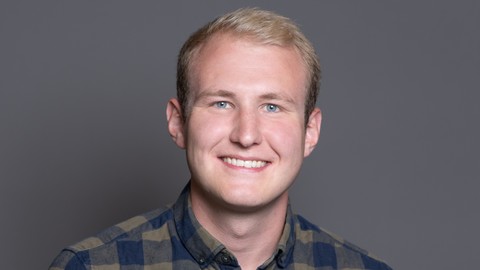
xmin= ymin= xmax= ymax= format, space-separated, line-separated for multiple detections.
xmin=220 ymin=190 xmax=286 ymax=213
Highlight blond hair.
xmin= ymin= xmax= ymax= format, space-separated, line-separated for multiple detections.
xmin=177 ymin=8 xmax=320 ymax=124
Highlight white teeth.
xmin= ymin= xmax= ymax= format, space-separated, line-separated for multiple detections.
xmin=223 ymin=157 xmax=267 ymax=168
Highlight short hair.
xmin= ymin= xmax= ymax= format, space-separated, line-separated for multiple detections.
xmin=176 ymin=8 xmax=320 ymax=125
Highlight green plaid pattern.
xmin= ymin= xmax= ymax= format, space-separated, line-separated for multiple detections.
xmin=49 ymin=184 xmax=392 ymax=269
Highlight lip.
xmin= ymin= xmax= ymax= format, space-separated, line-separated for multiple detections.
xmin=219 ymin=155 xmax=270 ymax=171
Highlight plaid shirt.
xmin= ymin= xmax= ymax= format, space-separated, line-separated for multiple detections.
xmin=50 ymin=184 xmax=392 ymax=269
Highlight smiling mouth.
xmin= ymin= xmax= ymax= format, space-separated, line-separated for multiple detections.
xmin=222 ymin=157 xmax=268 ymax=168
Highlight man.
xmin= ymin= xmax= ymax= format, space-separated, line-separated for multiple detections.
xmin=50 ymin=8 xmax=392 ymax=270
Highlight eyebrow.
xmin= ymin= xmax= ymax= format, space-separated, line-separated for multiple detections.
xmin=195 ymin=89 xmax=235 ymax=100
xmin=195 ymin=89 xmax=297 ymax=105
xmin=258 ymin=92 xmax=296 ymax=105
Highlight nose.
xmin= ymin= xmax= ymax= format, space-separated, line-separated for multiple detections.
xmin=229 ymin=110 xmax=262 ymax=147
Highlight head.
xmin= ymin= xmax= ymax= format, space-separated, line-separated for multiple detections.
xmin=177 ymin=8 xmax=320 ymax=125
xmin=167 ymin=8 xmax=322 ymax=213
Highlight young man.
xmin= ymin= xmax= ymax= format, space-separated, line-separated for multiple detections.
xmin=50 ymin=8 xmax=392 ymax=270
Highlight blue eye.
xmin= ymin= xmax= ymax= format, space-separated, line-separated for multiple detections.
xmin=215 ymin=101 xmax=229 ymax=109
xmin=265 ymin=104 xmax=279 ymax=112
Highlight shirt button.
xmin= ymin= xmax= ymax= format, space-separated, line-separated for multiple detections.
xmin=199 ymin=257 xmax=205 ymax=264
xmin=221 ymin=254 xmax=230 ymax=263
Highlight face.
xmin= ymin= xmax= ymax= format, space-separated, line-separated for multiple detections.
xmin=167 ymin=34 xmax=321 ymax=212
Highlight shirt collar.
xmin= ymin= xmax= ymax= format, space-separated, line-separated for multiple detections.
xmin=271 ymin=199 xmax=296 ymax=268
xmin=173 ymin=183 xmax=296 ymax=268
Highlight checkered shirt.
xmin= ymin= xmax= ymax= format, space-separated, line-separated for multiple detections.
xmin=49 ymin=184 xmax=392 ymax=269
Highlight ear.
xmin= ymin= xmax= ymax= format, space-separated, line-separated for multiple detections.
xmin=304 ymin=107 xmax=322 ymax=157
xmin=166 ymin=98 xmax=186 ymax=149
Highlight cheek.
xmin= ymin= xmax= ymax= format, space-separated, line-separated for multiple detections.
xmin=264 ymin=119 xmax=305 ymax=155
xmin=186 ymin=114 xmax=229 ymax=148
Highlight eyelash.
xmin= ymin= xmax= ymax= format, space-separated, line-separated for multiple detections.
xmin=212 ymin=101 xmax=280 ymax=113
xmin=264 ymin=104 xmax=280 ymax=113
xmin=214 ymin=101 xmax=232 ymax=109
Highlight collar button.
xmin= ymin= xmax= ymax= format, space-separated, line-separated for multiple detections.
xmin=215 ymin=252 xmax=233 ymax=265
xmin=221 ymin=254 xmax=230 ymax=263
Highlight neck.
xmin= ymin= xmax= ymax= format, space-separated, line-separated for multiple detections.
xmin=190 ymin=187 xmax=288 ymax=269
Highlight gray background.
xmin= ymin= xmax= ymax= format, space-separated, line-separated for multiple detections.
xmin=1 ymin=1 xmax=479 ymax=269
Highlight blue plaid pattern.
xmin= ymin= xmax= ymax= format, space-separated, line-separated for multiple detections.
xmin=49 ymin=184 xmax=392 ymax=269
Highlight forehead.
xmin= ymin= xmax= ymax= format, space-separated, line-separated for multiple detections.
xmin=191 ymin=33 xmax=305 ymax=70
xmin=188 ymin=34 xmax=308 ymax=98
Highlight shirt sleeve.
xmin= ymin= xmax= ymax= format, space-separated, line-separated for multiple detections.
xmin=49 ymin=249 xmax=87 ymax=270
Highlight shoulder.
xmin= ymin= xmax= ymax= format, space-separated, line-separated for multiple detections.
xmin=293 ymin=214 xmax=393 ymax=270
xmin=72 ymin=207 xmax=172 ymax=251
xmin=49 ymin=207 xmax=174 ymax=269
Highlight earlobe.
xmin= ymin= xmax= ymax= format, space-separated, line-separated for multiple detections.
xmin=166 ymin=98 xmax=186 ymax=149
xmin=304 ymin=107 xmax=322 ymax=157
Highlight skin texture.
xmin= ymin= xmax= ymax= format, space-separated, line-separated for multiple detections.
xmin=167 ymin=34 xmax=321 ymax=269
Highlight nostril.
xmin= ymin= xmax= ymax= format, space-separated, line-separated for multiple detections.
xmin=229 ymin=114 xmax=262 ymax=147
